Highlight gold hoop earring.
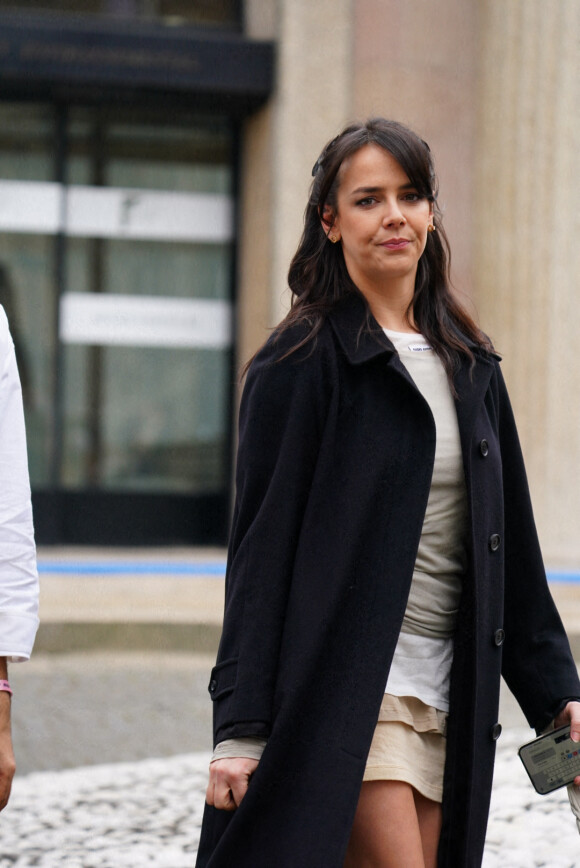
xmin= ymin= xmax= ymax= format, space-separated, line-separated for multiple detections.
xmin=329 ymin=234 xmax=339 ymax=244
xmin=427 ymin=224 xmax=435 ymax=233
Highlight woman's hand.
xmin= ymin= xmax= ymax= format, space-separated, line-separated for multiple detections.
xmin=206 ymin=757 xmax=259 ymax=811
xmin=554 ymin=700 xmax=580 ymax=786
xmin=0 ymin=693 xmax=15 ymax=811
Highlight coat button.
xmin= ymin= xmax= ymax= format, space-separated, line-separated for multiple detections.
xmin=489 ymin=533 xmax=501 ymax=552
xmin=493 ymin=629 xmax=505 ymax=646
xmin=491 ymin=723 xmax=502 ymax=740
xmin=479 ymin=439 xmax=489 ymax=457
xmin=208 ymin=679 xmax=218 ymax=695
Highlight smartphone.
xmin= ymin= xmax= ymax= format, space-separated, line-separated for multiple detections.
xmin=519 ymin=725 xmax=580 ymax=795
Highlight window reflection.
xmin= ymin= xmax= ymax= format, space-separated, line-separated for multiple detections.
xmin=0 ymin=103 xmax=235 ymax=498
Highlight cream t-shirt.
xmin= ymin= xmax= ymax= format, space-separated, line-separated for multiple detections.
xmin=383 ymin=329 xmax=468 ymax=712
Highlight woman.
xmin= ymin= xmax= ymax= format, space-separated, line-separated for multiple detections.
xmin=196 ymin=119 xmax=580 ymax=868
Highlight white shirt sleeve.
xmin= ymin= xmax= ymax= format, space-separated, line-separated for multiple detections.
xmin=210 ymin=738 xmax=267 ymax=763
xmin=0 ymin=306 xmax=39 ymax=661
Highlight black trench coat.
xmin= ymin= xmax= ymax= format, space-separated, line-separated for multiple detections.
xmin=196 ymin=293 xmax=580 ymax=868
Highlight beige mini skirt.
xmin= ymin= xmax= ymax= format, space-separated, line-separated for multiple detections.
xmin=362 ymin=693 xmax=447 ymax=803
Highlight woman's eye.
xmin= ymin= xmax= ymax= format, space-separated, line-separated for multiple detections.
xmin=356 ymin=197 xmax=376 ymax=207
xmin=402 ymin=192 xmax=421 ymax=202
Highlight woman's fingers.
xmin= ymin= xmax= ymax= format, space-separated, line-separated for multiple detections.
xmin=206 ymin=757 xmax=259 ymax=810
xmin=553 ymin=701 xmax=580 ymax=788
xmin=554 ymin=701 xmax=580 ymax=743
xmin=568 ymin=704 xmax=580 ymax=744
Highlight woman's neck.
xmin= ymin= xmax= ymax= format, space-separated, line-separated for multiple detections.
xmin=357 ymin=281 xmax=417 ymax=333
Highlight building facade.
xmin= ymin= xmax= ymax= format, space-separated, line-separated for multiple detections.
xmin=0 ymin=0 xmax=272 ymax=544
xmin=0 ymin=0 xmax=578 ymax=567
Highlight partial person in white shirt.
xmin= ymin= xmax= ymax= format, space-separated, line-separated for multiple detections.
xmin=0 ymin=305 xmax=39 ymax=810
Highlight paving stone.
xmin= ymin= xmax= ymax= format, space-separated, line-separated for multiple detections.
xmin=482 ymin=726 xmax=579 ymax=867
xmin=2 ymin=650 xmax=579 ymax=865
xmin=0 ymin=734 xmax=578 ymax=866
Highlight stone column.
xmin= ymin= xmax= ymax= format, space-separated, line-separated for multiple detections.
xmin=238 ymin=0 xmax=354 ymax=372
xmin=352 ymin=0 xmax=479 ymax=299
xmin=268 ymin=0 xmax=354 ymax=326
xmin=474 ymin=0 xmax=580 ymax=565
xmin=236 ymin=0 xmax=278 ymax=372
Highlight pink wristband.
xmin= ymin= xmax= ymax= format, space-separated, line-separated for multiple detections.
xmin=0 ymin=680 xmax=12 ymax=696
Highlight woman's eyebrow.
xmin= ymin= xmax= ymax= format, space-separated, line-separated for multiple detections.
xmin=349 ymin=185 xmax=382 ymax=195
xmin=350 ymin=182 xmax=416 ymax=195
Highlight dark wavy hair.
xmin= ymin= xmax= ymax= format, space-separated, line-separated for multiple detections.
xmin=264 ymin=117 xmax=492 ymax=380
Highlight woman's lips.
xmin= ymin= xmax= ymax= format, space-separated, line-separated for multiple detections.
xmin=382 ymin=238 xmax=410 ymax=250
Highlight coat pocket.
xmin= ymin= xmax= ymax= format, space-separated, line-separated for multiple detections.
xmin=208 ymin=657 xmax=238 ymax=701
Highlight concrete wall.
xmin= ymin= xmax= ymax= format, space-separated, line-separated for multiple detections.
xmin=240 ymin=0 xmax=479 ymax=364
xmin=474 ymin=0 xmax=580 ymax=565
xmin=239 ymin=0 xmax=580 ymax=566
xmin=352 ymin=0 xmax=479 ymax=302
xmin=239 ymin=0 xmax=354 ymax=369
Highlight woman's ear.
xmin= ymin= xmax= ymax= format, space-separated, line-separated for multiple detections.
xmin=426 ymin=202 xmax=435 ymax=233
xmin=320 ymin=205 xmax=340 ymax=242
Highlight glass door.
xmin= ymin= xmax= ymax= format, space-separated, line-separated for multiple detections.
xmin=0 ymin=103 xmax=58 ymax=487
xmin=0 ymin=102 xmax=235 ymax=544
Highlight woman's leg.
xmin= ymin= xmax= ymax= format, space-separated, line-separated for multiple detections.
xmin=343 ymin=780 xmax=429 ymax=868
xmin=413 ymin=788 xmax=442 ymax=868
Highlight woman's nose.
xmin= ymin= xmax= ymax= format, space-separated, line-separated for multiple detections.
xmin=382 ymin=198 xmax=406 ymax=226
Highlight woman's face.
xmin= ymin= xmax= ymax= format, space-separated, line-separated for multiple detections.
xmin=326 ymin=144 xmax=433 ymax=298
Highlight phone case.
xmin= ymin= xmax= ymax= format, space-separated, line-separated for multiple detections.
xmin=519 ymin=725 xmax=580 ymax=794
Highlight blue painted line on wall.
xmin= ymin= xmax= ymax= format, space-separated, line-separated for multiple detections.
xmin=38 ymin=561 xmax=227 ymax=577
xmin=36 ymin=562 xmax=580 ymax=583
xmin=547 ymin=571 xmax=580 ymax=585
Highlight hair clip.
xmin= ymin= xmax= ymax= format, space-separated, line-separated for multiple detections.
xmin=311 ymin=135 xmax=341 ymax=176
xmin=312 ymin=156 xmax=323 ymax=177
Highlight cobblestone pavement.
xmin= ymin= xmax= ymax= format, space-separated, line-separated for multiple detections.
xmin=2 ymin=652 xmax=579 ymax=866
xmin=1 ymin=753 xmax=208 ymax=867
xmin=483 ymin=726 xmax=579 ymax=868
xmin=1 ymin=732 xmax=579 ymax=867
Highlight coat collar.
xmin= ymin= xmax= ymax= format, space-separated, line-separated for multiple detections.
xmin=328 ymin=292 xmax=396 ymax=365
xmin=328 ymin=291 xmax=500 ymax=438
xmin=327 ymin=290 xmax=500 ymax=370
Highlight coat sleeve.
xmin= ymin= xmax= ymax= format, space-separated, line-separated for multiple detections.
xmin=0 ymin=307 xmax=39 ymax=661
xmin=496 ymin=365 xmax=580 ymax=732
xmin=208 ymin=332 xmax=335 ymax=746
